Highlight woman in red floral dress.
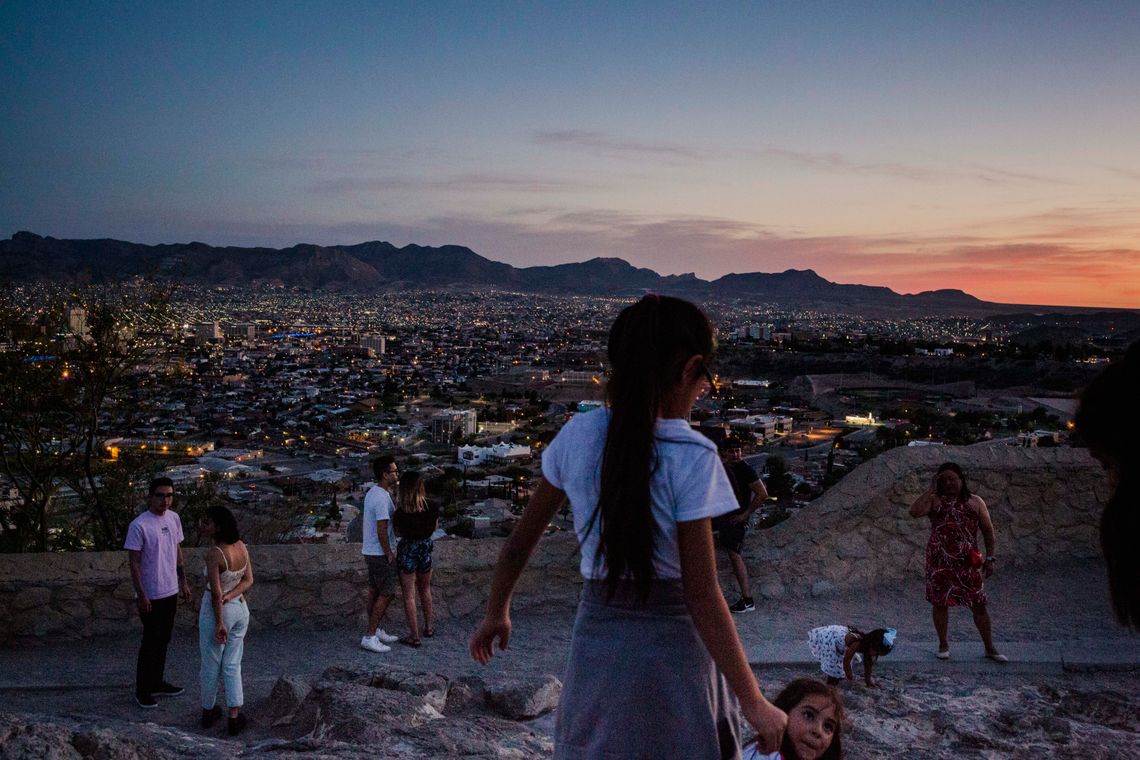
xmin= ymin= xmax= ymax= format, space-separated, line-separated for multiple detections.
xmin=910 ymin=462 xmax=1006 ymax=662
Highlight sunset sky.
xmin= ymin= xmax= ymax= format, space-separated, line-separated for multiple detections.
xmin=2 ymin=2 xmax=1139 ymax=308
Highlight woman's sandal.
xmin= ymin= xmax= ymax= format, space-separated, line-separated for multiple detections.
xmin=985 ymin=651 xmax=1008 ymax=663
xmin=399 ymin=635 xmax=422 ymax=648
xmin=422 ymin=627 xmax=435 ymax=638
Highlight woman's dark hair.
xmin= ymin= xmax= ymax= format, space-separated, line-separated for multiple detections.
xmin=851 ymin=627 xmax=894 ymax=657
xmin=1075 ymin=340 xmax=1140 ymax=629
xmin=772 ymin=678 xmax=844 ymax=760
xmin=594 ymin=295 xmax=715 ymax=602
xmin=935 ymin=462 xmax=971 ymax=501
xmin=205 ymin=505 xmax=240 ymax=544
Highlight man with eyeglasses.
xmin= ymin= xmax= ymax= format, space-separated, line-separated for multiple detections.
xmin=124 ymin=476 xmax=191 ymax=708
xmin=360 ymin=454 xmax=401 ymax=653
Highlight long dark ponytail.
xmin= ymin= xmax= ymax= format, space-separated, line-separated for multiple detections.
xmin=595 ymin=295 xmax=715 ymax=602
xmin=1075 ymin=340 xmax=1140 ymax=629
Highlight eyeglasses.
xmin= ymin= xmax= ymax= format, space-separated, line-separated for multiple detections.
xmin=699 ymin=365 xmax=718 ymax=397
xmin=387 ymin=468 xmax=399 ymax=474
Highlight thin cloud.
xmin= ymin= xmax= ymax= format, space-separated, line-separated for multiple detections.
xmin=966 ymin=164 xmax=1074 ymax=187
xmin=1103 ymin=166 xmax=1140 ymax=181
xmin=532 ymin=130 xmax=707 ymax=163
xmin=757 ymin=148 xmax=950 ymax=182
xmin=308 ymin=173 xmax=604 ymax=196
xmin=755 ymin=148 xmax=1074 ymax=187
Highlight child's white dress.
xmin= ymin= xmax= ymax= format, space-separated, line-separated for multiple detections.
xmin=808 ymin=624 xmax=861 ymax=679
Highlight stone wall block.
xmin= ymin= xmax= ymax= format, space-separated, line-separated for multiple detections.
xmin=12 ymin=586 xmax=52 ymax=611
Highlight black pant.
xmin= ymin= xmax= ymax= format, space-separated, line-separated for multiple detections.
xmin=136 ymin=593 xmax=177 ymax=696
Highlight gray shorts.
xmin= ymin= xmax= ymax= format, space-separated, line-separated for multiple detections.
xmin=364 ymin=555 xmax=396 ymax=596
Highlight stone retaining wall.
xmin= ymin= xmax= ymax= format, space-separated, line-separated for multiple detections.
xmin=747 ymin=444 xmax=1109 ymax=599
xmin=0 ymin=445 xmax=1109 ymax=642
xmin=0 ymin=534 xmax=584 ymax=643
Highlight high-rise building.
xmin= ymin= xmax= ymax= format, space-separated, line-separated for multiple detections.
xmin=431 ymin=408 xmax=477 ymax=443
xmin=68 ymin=308 xmax=87 ymax=337
xmin=225 ymin=323 xmax=256 ymax=341
xmin=359 ymin=334 xmax=386 ymax=355
xmin=195 ymin=321 xmax=222 ymax=344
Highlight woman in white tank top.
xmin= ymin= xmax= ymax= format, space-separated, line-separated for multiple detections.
xmin=198 ymin=505 xmax=254 ymax=736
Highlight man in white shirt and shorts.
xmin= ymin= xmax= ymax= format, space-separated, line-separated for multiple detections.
xmin=360 ymin=455 xmax=400 ymax=652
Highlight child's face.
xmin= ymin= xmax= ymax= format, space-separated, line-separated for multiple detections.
xmin=786 ymin=695 xmax=838 ymax=760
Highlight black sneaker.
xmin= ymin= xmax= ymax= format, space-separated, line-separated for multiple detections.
xmin=729 ymin=597 xmax=755 ymax=613
xmin=227 ymin=712 xmax=248 ymax=737
xmin=153 ymin=682 xmax=184 ymax=697
xmin=136 ymin=693 xmax=158 ymax=709
xmin=201 ymin=706 xmax=222 ymax=729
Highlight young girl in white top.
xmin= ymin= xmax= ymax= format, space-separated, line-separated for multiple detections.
xmin=743 ymin=679 xmax=844 ymax=760
xmin=807 ymin=625 xmax=896 ymax=688
xmin=470 ymin=295 xmax=787 ymax=758
xmin=198 ymin=505 xmax=254 ymax=736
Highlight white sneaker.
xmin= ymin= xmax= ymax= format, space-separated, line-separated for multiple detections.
xmin=375 ymin=629 xmax=399 ymax=644
xmin=360 ymin=635 xmax=390 ymax=653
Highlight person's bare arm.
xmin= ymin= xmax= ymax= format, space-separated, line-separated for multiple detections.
xmin=128 ymin=549 xmax=150 ymax=614
xmin=207 ymin=549 xmax=227 ymax=644
xmin=176 ymin=545 xmax=190 ymax=603
xmin=863 ymin=652 xmax=878 ymax=688
xmin=909 ymin=475 xmax=939 ymax=517
xmin=377 ymin=520 xmax=395 ymax=562
xmin=678 ymin=518 xmax=787 ymax=754
xmin=733 ymin=479 xmax=769 ymax=524
xmin=842 ymin=641 xmax=858 ymax=680
xmin=470 ymin=478 xmax=564 ymax=664
xmin=973 ymin=496 xmax=997 ymax=577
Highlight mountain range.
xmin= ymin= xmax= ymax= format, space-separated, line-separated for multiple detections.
xmin=0 ymin=231 xmax=1128 ymax=318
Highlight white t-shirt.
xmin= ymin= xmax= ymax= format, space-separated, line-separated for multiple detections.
xmin=541 ymin=408 xmax=738 ymax=580
xmin=123 ymin=509 xmax=184 ymax=600
xmin=362 ymin=484 xmax=397 ymax=557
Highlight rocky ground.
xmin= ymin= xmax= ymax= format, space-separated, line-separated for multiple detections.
xmin=1 ymin=560 xmax=1137 ymax=758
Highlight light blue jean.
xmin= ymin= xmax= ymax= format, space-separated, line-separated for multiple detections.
xmin=198 ymin=593 xmax=249 ymax=709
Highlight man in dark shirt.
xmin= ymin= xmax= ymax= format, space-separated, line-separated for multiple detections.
xmin=713 ymin=440 xmax=768 ymax=612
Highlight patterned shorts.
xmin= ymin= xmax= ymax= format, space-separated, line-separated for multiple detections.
xmin=396 ymin=538 xmax=434 ymax=575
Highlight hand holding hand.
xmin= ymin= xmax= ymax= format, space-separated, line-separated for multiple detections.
xmin=742 ymin=698 xmax=787 ymax=755
xmin=469 ymin=613 xmax=512 ymax=665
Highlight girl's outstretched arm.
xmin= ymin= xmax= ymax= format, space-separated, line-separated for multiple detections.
xmin=469 ymin=478 xmax=565 ymax=665
xmin=842 ymin=642 xmax=858 ymax=681
xmin=678 ymin=518 xmax=787 ymax=754
xmin=864 ymin=652 xmax=878 ymax=688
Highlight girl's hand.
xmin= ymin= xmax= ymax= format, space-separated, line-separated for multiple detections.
xmin=469 ymin=613 xmax=511 ymax=665
xmin=742 ymin=698 xmax=787 ymax=755
xmin=214 ymin=624 xmax=228 ymax=645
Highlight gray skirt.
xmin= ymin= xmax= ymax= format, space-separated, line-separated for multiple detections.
xmin=554 ymin=580 xmax=742 ymax=760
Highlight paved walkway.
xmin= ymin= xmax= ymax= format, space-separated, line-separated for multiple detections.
xmin=1 ymin=559 xmax=1137 ymax=730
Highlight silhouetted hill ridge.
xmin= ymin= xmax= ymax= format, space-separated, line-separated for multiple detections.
xmin=0 ymin=231 xmax=1129 ymax=317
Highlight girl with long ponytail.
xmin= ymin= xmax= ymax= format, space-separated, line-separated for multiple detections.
xmin=471 ymin=295 xmax=787 ymax=758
